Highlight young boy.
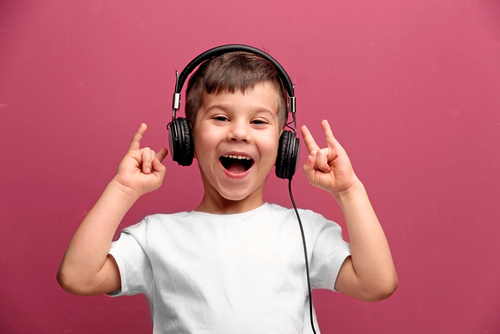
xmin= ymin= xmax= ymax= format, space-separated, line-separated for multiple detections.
xmin=57 ymin=49 xmax=397 ymax=333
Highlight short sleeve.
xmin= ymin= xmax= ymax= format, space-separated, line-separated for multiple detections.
xmin=108 ymin=228 xmax=154 ymax=297
xmin=306 ymin=211 xmax=351 ymax=291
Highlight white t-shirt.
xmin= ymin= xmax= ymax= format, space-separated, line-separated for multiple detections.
xmin=109 ymin=203 xmax=350 ymax=334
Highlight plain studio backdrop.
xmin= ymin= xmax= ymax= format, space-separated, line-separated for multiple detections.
xmin=1 ymin=1 xmax=499 ymax=333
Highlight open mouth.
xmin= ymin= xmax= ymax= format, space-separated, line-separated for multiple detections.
xmin=220 ymin=155 xmax=254 ymax=174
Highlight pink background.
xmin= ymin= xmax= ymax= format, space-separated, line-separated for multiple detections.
xmin=1 ymin=0 xmax=500 ymax=333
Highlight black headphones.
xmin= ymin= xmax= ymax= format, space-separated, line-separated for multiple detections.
xmin=168 ymin=44 xmax=300 ymax=180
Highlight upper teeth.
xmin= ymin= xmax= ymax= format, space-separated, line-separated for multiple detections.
xmin=223 ymin=155 xmax=252 ymax=160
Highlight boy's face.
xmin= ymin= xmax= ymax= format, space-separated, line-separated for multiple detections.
xmin=193 ymin=81 xmax=282 ymax=208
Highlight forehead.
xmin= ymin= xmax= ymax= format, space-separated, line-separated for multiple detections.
xmin=199 ymin=81 xmax=281 ymax=115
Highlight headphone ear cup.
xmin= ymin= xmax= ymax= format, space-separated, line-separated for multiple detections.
xmin=276 ymin=130 xmax=300 ymax=180
xmin=168 ymin=117 xmax=194 ymax=166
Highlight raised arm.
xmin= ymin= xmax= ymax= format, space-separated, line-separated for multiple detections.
xmin=301 ymin=120 xmax=397 ymax=302
xmin=57 ymin=124 xmax=167 ymax=296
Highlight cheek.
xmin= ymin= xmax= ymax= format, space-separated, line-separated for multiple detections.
xmin=193 ymin=129 xmax=223 ymax=169
xmin=193 ymin=125 xmax=216 ymax=153
xmin=260 ymin=134 xmax=281 ymax=161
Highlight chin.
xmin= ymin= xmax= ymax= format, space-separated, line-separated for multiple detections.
xmin=217 ymin=179 xmax=268 ymax=203
xmin=217 ymin=187 xmax=255 ymax=202
xmin=199 ymin=166 xmax=268 ymax=207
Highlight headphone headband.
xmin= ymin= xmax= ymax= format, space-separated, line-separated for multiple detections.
xmin=174 ymin=44 xmax=295 ymax=96
xmin=172 ymin=44 xmax=296 ymax=116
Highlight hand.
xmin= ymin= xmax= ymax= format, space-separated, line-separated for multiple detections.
xmin=301 ymin=120 xmax=358 ymax=196
xmin=114 ymin=124 xmax=168 ymax=198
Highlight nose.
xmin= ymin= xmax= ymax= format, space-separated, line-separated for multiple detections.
xmin=227 ymin=120 xmax=251 ymax=142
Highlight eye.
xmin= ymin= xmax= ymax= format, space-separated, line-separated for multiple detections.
xmin=251 ymin=119 xmax=268 ymax=125
xmin=213 ymin=115 xmax=229 ymax=122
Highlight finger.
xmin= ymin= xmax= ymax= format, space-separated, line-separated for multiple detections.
xmin=302 ymin=154 xmax=317 ymax=181
xmin=301 ymin=125 xmax=320 ymax=153
xmin=141 ymin=147 xmax=154 ymax=174
xmin=152 ymin=156 xmax=167 ymax=175
xmin=321 ymin=120 xmax=345 ymax=163
xmin=156 ymin=148 xmax=168 ymax=162
xmin=128 ymin=123 xmax=147 ymax=152
xmin=315 ymin=148 xmax=332 ymax=173
xmin=321 ymin=120 xmax=342 ymax=153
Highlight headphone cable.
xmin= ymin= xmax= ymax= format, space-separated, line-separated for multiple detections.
xmin=289 ymin=179 xmax=318 ymax=334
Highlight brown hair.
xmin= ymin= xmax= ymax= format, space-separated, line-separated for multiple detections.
xmin=185 ymin=51 xmax=288 ymax=129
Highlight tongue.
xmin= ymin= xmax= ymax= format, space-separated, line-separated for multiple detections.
xmin=228 ymin=160 xmax=247 ymax=174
